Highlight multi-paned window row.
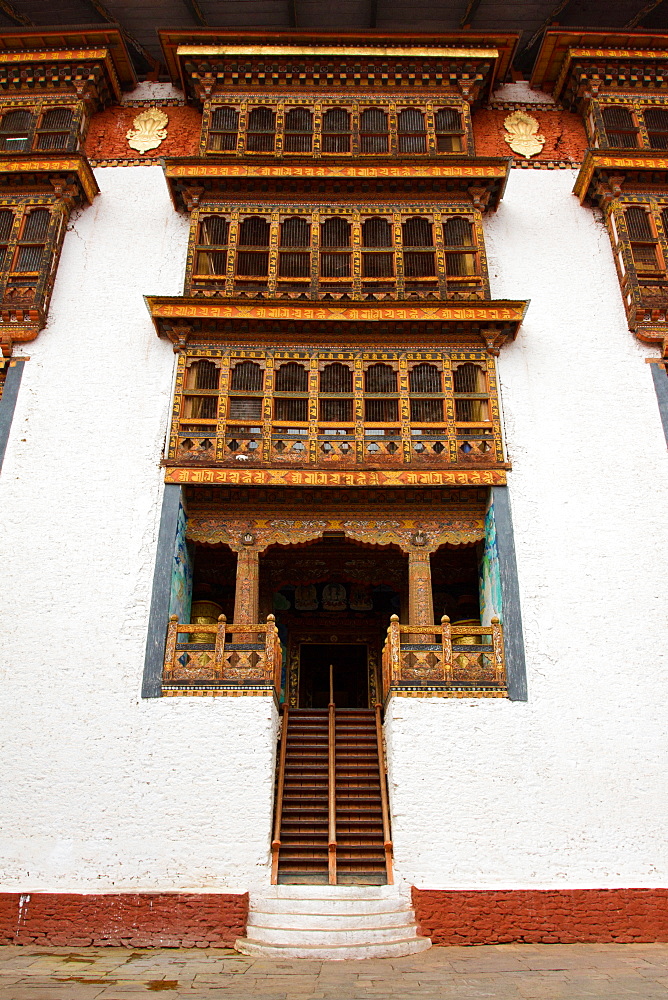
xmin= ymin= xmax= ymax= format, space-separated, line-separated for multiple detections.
xmin=204 ymin=103 xmax=467 ymax=154
xmin=190 ymin=211 xmax=485 ymax=298
xmin=608 ymin=200 xmax=668 ymax=323
xmin=593 ymin=103 xmax=668 ymax=150
xmin=169 ymin=353 xmax=504 ymax=469
xmin=0 ymin=106 xmax=82 ymax=153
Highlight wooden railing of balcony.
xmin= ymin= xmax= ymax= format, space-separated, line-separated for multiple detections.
xmin=163 ymin=613 xmax=282 ymax=692
xmin=381 ymin=614 xmax=506 ymax=697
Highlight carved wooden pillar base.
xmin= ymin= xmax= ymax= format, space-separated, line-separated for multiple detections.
xmin=408 ymin=548 xmax=435 ymax=644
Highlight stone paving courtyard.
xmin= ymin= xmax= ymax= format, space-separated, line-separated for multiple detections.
xmin=1 ymin=943 xmax=668 ymax=998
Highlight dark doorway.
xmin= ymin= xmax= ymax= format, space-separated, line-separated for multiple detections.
xmin=299 ymin=644 xmax=368 ymax=708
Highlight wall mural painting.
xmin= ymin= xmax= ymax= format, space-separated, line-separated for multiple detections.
xmin=478 ymin=498 xmax=503 ymax=625
xmin=169 ymin=500 xmax=194 ymax=626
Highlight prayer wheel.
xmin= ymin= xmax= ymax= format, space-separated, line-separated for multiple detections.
xmin=190 ymin=600 xmax=223 ymax=644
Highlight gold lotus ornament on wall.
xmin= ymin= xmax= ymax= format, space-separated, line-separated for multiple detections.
xmin=503 ymin=110 xmax=545 ymax=158
xmin=126 ymin=108 xmax=168 ymax=154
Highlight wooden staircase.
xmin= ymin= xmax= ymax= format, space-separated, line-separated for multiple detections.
xmin=272 ymin=707 xmax=393 ymax=885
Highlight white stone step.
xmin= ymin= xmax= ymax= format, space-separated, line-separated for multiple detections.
xmin=235 ymin=935 xmax=432 ymax=961
xmin=245 ymin=923 xmax=419 ymax=947
xmin=251 ymin=897 xmax=413 ymax=916
xmin=249 ymin=909 xmax=413 ymax=930
xmin=259 ymin=884 xmax=403 ymax=900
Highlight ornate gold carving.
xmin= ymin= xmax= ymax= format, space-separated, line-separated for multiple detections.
xmin=503 ymin=111 xmax=545 ymax=158
xmin=126 ymin=108 xmax=168 ymax=154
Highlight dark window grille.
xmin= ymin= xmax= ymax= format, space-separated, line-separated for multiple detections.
xmin=321 ymin=253 xmax=351 ymax=277
xmin=196 ymin=250 xmax=227 ymax=275
xmin=185 ymin=395 xmax=218 ymax=420
xmin=453 ymin=363 xmax=484 ymax=393
xmin=0 ymin=209 xmax=14 ymax=243
xmin=278 ymin=252 xmax=310 ymax=277
xmin=365 ymin=398 xmax=398 ymax=421
xmin=209 ymin=106 xmax=239 ymax=150
xmin=320 ymin=362 xmax=353 ymax=393
xmin=435 ymin=107 xmax=463 ymax=151
xmin=409 ymin=363 xmax=440 ymax=393
xmin=284 ymin=107 xmax=313 ymax=152
xmin=280 ymin=216 xmax=310 ymax=247
xmin=275 ymin=362 xmax=308 ymax=391
xmin=410 ymin=398 xmax=443 ymax=422
xmin=360 ymin=108 xmax=388 ymax=153
xmin=455 ymin=398 xmax=488 ymax=422
xmin=320 ymin=398 xmax=353 ymax=421
xmin=362 ymin=252 xmax=393 ymax=277
xmin=229 ymin=397 xmax=263 ymax=419
xmin=0 ymin=109 xmax=34 ymax=151
xmin=602 ymin=106 xmax=638 ymax=147
xmin=397 ymin=108 xmax=426 ymax=153
xmin=625 ymin=207 xmax=653 ymax=240
xmin=196 ymin=216 xmax=229 ymax=275
xmin=22 ymin=209 xmax=50 ymax=241
xmin=275 ymin=397 xmax=308 ymax=421
xmin=631 ymin=243 xmax=659 ymax=270
xmin=405 ymin=252 xmax=435 ymax=277
xmin=321 ymin=217 xmax=351 ymax=247
xmin=187 ymin=359 xmax=219 ymax=390
xmin=365 ymin=363 xmax=396 ymax=393
xmin=445 ymin=252 xmax=476 ymax=276
xmin=322 ymin=107 xmax=351 ymax=152
xmin=443 ymin=217 xmax=473 ymax=247
xmin=36 ymin=107 xmax=73 ymax=150
xmin=230 ymin=360 xmax=263 ymax=391
xmin=662 ymin=208 xmax=668 ymax=236
xmin=236 ymin=251 xmax=269 ymax=275
xmin=15 ymin=244 xmax=44 ymax=271
xmin=247 ymin=107 xmax=276 ymax=151
xmin=645 ymin=107 xmax=668 ymax=149
xmin=362 ymin=217 xmax=392 ymax=247
xmin=239 ymin=216 xmax=270 ymax=246
xmin=403 ymin=216 xmax=433 ymax=247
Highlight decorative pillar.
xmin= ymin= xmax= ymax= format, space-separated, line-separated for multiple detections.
xmin=407 ymin=538 xmax=435 ymax=642
xmin=234 ymin=547 xmax=260 ymax=625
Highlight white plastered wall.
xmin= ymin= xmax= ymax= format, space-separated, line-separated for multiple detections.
xmin=386 ymin=168 xmax=668 ymax=890
xmin=0 ymin=165 xmax=278 ymax=892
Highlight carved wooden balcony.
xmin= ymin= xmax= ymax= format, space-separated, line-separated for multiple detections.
xmin=166 ymin=347 xmax=507 ymax=477
xmin=381 ymin=614 xmax=507 ymax=697
xmin=162 ymin=613 xmax=282 ymax=696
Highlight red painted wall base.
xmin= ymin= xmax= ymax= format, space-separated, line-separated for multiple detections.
xmin=0 ymin=892 xmax=248 ymax=948
xmin=412 ymin=888 xmax=668 ymax=946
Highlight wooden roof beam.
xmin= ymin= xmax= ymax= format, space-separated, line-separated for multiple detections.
xmin=183 ymin=0 xmax=209 ymax=27
xmin=460 ymin=0 xmax=483 ymax=30
xmin=521 ymin=0 xmax=573 ymax=56
xmin=83 ymin=0 xmax=162 ymax=77
xmin=624 ymin=0 xmax=666 ymax=28
xmin=288 ymin=0 xmax=298 ymax=28
xmin=0 ymin=0 xmax=33 ymax=27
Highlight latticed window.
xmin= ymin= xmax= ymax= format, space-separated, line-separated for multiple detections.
xmin=321 ymin=217 xmax=351 ymax=278
xmin=247 ymin=107 xmax=276 ymax=152
xmin=279 ymin=217 xmax=310 ymax=278
xmin=0 ymin=208 xmax=14 ymax=270
xmin=320 ymin=362 xmax=353 ymax=422
xmin=14 ymin=208 xmax=50 ymax=272
xmin=230 ymin=360 xmax=263 ymax=391
xmin=397 ymin=108 xmax=426 ymax=154
xmin=602 ymin=106 xmax=639 ymax=148
xmin=360 ymin=108 xmax=388 ymax=154
xmin=409 ymin=363 xmax=443 ymax=422
xmin=453 ymin=362 xmax=489 ymax=422
xmin=195 ymin=215 xmax=229 ymax=276
xmin=36 ymin=108 xmax=74 ymax=150
xmin=403 ymin=217 xmax=435 ymax=278
xmin=0 ymin=109 xmax=34 ymax=152
xmin=237 ymin=216 xmax=270 ymax=277
xmin=624 ymin=206 xmax=660 ymax=272
xmin=364 ymin=363 xmax=398 ymax=422
xmin=435 ymin=107 xmax=464 ymax=152
xmin=322 ymin=108 xmax=351 ymax=153
xmin=645 ymin=107 xmax=668 ymax=150
xmin=284 ymin=108 xmax=313 ymax=153
xmin=274 ymin=361 xmax=308 ymax=421
xmin=183 ymin=360 xmax=219 ymax=420
xmin=361 ymin=217 xmax=393 ymax=278
xmin=208 ymin=106 xmax=239 ymax=151
xmin=443 ymin=217 xmax=477 ymax=277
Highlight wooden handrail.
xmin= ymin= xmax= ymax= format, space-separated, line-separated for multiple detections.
xmin=374 ymin=701 xmax=394 ymax=885
xmin=328 ymin=664 xmax=337 ymax=886
xmin=271 ymin=705 xmax=289 ymax=885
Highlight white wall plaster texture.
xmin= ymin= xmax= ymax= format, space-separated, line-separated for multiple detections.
xmin=386 ymin=169 xmax=668 ymax=891
xmin=492 ymin=81 xmax=555 ymax=104
xmin=121 ymin=81 xmax=185 ymax=103
xmin=0 ymin=166 xmax=278 ymax=892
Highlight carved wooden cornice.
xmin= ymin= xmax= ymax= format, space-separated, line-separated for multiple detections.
xmin=161 ymin=156 xmax=512 ymax=211
xmin=0 ymin=153 xmax=98 ymax=204
xmin=574 ymin=149 xmax=668 ymax=206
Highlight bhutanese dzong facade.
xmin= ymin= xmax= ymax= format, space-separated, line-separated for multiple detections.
xmin=0 ymin=27 xmax=667 ymax=951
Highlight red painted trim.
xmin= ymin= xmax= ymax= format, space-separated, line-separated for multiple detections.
xmin=0 ymin=892 xmax=247 ymax=948
xmin=412 ymin=888 xmax=668 ymax=945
